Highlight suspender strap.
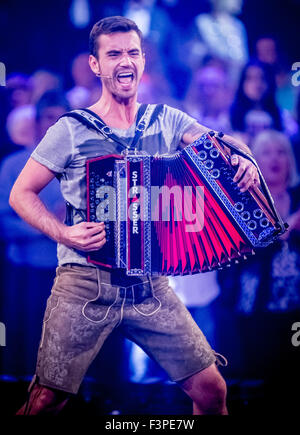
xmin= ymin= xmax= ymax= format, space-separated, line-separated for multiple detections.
xmin=59 ymin=103 xmax=161 ymax=151
xmin=61 ymin=103 xmax=164 ymax=225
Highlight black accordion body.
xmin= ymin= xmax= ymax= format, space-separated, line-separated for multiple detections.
xmin=86 ymin=133 xmax=287 ymax=276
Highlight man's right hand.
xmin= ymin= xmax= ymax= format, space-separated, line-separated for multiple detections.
xmin=60 ymin=221 xmax=106 ymax=251
xmin=9 ymin=159 xmax=107 ymax=252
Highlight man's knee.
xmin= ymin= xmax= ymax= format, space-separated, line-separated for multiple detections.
xmin=178 ymin=364 xmax=227 ymax=414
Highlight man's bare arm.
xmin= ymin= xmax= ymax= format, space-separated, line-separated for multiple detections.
xmin=9 ymin=158 xmax=106 ymax=251
xmin=181 ymin=122 xmax=252 ymax=154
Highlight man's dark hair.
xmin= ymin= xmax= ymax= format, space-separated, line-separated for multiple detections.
xmin=89 ymin=16 xmax=143 ymax=58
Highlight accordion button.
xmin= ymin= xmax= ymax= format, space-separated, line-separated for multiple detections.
xmin=241 ymin=211 xmax=251 ymax=221
xmin=204 ymin=141 xmax=213 ymax=149
xmin=260 ymin=218 xmax=270 ymax=228
xmin=234 ymin=202 xmax=244 ymax=212
xmin=198 ymin=150 xmax=207 ymax=160
xmin=211 ymin=169 xmax=220 ymax=179
xmin=210 ymin=149 xmax=220 ymax=159
xmin=204 ymin=159 xmax=214 ymax=169
xmin=253 ymin=209 xmax=264 ymax=219
xmin=247 ymin=220 xmax=257 ymax=230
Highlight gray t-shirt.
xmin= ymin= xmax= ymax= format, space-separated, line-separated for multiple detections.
xmin=31 ymin=104 xmax=196 ymax=266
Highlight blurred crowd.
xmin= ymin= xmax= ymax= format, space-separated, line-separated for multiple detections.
xmin=0 ymin=0 xmax=299 ymax=395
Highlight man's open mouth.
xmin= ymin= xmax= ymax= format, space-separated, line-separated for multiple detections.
xmin=117 ymin=72 xmax=134 ymax=84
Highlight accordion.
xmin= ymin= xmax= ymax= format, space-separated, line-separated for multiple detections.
xmin=86 ymin=133 xmax=287 ymax=276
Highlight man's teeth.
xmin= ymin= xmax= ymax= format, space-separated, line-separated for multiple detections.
xmin=118 ymin=72 xmax=133 ymax=78
xmin=117 ymin=72 xmax=134 ymax=84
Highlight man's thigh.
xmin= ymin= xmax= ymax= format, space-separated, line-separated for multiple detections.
xmin=34 ymin=265 xmax=124 ymax=394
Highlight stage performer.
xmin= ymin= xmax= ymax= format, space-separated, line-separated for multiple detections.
xmin=10 ymin=16 xmax=259 ymax=415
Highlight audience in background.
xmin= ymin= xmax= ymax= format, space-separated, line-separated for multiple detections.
xmin=138 ymin=39 xmax=184 ymax=105
xmin=5 ymin=74 xmax=33 ymax=110
xmin=255 ymin=35 xmax=298 ymax=117
xmin=29 ymin=69 xmax=63 ymax=104
xmin=0 ymin=74 xmax=33 ymax=161
xmin=215 ymin=130 xmax=300 ymax=391
xmin=242 ymin=109 xmax=273 ymax=146
xmin=66 ymin=52 xmax=101 ymax=109
xmin=291 ymin=92 xmax=300 ymax=174
xmin=0 ymin=91 xmax=68 ymax=378
xmin=6 ymin=105 xmax=36 ymax=148
xmin=184 ymin=63 xmax=233 ymax=133
xmin=138 ymin=71 xmax=176 ymax=106
xmin=230 ymin=60 xmax=284 ymax=138
xmin=124 ymin=0 xmax=173 ymax=57
xmin=0 ymin=2 xmax=299 ymax=394
xmin=189 ymin=0 xmax=248 ymax=80
xmin=0 ymin=105 xmax=37 ymax=163
xmin=256 ymin=36 xmax=278 ymax=67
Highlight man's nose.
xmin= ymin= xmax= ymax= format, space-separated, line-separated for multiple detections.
xmin=119 ymin=53 xmax=132 ymax=67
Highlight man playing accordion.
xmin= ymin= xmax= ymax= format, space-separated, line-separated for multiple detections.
xmin=10 ymin=16 xmax=259 ymax=415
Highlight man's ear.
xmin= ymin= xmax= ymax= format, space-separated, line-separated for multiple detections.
xmin=89 ymin=54 xmax=101 ymax=76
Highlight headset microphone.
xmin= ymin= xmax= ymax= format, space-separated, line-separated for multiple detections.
xmin=96 ymin=73 xmax=112 ymax=79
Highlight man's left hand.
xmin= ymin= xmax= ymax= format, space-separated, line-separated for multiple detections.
xmin=231 ymin=154 xmax=260 ymax=193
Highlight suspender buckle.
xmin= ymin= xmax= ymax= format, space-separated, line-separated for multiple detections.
xmin=135 ymin=121 xmax=146 ymax=132
xmin=101 ymin=125 xmax=113 ymax=135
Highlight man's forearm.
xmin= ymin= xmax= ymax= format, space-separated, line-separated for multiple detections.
xmin=9 ymin=189 xmax=65 ymax=243
xmin=181 ymin=122 xmax=253 ymax=155
xmin=9 ymin=187 xmax=107 ymax=252
xmin=222 ymin=133 xmax=252 ymax=155
xmin=8 ymin=157 xmax=106 ymax=252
